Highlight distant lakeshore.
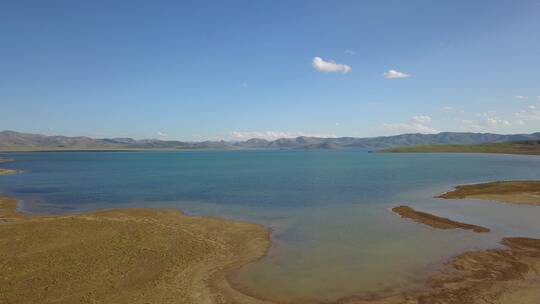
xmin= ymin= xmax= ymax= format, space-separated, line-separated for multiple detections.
xmin=383 ymin=140 xmax=540 ymax=156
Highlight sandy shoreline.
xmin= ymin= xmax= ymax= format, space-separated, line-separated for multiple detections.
xmin=0 ymin=196 xmax=271 ymax=304
xmin=2 ymin=179 xmax=540 ymax=303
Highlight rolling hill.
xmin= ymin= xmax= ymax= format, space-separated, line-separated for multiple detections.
xmin=1 ymin=130 xmax=540 ymax=152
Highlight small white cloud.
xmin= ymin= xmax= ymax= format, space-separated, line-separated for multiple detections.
xmin=528 ymin=105 xmax=536 ymax=109
xmin=515 ymin=95 xmax=527 ymax=100
xmin=312 ymin=57 xmax=351 ymax=73
xmin=382 ymin=115 xmax=436 ymax=134
xmin=157 ymin=131 xmax=168 ymax=137
xmin=344 ymin=49 xmax=356 ymax=55
xmin=241 ymin=82 xmax=248 ymax=88
xmin=383 ymin=69 xmax=410 ymax=79
xmin=412 ymin=115 xmax=431 ymax=123
xmin=442 ymin=106 xmax=453 ymax=112
xmin=335 ymin=122 xmax=340 ymax=126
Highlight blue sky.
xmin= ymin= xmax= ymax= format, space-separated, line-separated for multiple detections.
xmin=1 ymin=0 xmax=539 ymax=140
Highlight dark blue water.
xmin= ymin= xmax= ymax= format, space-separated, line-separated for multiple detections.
xmin=1 ymin=151 xmax=540 ymax=302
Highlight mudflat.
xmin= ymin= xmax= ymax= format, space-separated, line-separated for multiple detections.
xmin=438 ymin=181 xmax=540 ymax=206
xmin=392 ymin=205 xmax=490 ymax=233
xmin=0 ymin=169 xmax=16 ymax=175
xmin=0 ymin=196 xmax=271 ymax=304
xmin=345 ymin=237 xmax=540 ymax=304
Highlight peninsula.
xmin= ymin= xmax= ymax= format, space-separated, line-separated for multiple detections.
xmin=438 ymin=181 xmax=540 ymax=206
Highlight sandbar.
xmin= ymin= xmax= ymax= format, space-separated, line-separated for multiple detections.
xmin=392 ymin=205 xmax=490 ymax=233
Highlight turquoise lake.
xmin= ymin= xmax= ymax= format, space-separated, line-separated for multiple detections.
xmin=1 ymin=151 xmax=540 ymax=302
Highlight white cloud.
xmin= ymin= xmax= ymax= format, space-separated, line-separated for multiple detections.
xmin=312 ymin=57 xmax=351 ymax=73
xmin=484 ymin=116 xmax=510 ymax=126
xmin=412 ymin=115 xmax=431 ymax=123
xmin=515 ymin=108 xmax=540 ymax=121
xmin=515 ymin=95 xmax=527 ymax=100
xmin=460 ymin=113 xmax=512 ymax=130
xmin=344 ymin=49 xmax=356 ymax=55
xmin=528 ymin=105 xmax=536 ymax=109
xmin=442 ymin=106 xmax=453 ymax=112
xmin=382 ymin=115 xmax=436 ymax=134
xmin=227 ymin=131 xmax=337 ymax=141
xmin=156 ymin=131 xmax=168 ymax=137
xmin=383 ymin=69 xmax=410 ymax=79
xmin=383 ymin=123 xmax=436 ymax=134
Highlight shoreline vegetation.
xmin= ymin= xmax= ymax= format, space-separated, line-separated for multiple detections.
xmin=0 ymin=169 xmax=17 ymax=175
xmin=2 ymin=180 xmax=540 ymax=303
xmin=383 ymin=140 xmax=540 ymax=155
xmin=392 ymin=205 xmax=490 ymax=233
xmin=0 ymin=157 xmax=16 ymax=175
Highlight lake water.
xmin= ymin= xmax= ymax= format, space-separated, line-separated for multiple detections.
xmin=1 ymin=151 xmax=540 ymax=302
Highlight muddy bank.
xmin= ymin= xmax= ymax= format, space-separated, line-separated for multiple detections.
xmin=392 ymin=205 xmax=490 ymax=233
xmin=437 ymin=181 xmax=540 ymax=206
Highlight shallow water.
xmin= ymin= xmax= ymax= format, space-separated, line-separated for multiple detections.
xmin=1 ymin=151 xmax=540 ymax=302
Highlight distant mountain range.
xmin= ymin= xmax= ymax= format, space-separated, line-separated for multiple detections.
xmin=1 ymin=130 xmax=540 ymax=151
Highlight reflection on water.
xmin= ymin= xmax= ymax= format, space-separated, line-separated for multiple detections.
xmin=1 ymin=151 xmax=540 ymax=302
